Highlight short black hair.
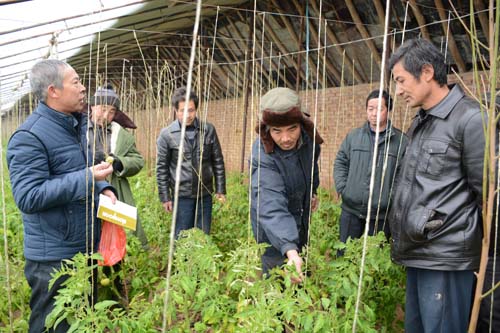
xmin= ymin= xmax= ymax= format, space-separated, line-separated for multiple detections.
xmin=366 ymin=89 xmax=393 ymax=111
xmin=389 ymin=38 xmax=447 ymax=86
xmin=171 ymin=86 xmax=199 ymax=110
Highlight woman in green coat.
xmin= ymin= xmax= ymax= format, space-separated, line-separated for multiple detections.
xmin=89 ymin=85 xmax=148 ymax=249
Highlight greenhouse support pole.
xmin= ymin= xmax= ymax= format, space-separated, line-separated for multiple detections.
xmin=239 ymin=12 xmax=254 ymax=173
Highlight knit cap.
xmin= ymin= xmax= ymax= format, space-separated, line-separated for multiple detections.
xmin=90 ymin=85 xmax=137 ymax=129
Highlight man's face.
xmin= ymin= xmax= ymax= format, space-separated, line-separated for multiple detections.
xmin=392 ymin=62 xmax=432 ymax=109
xmin=366 ymin=97 xmax=388 ymax=131
xmin=269 ymin=123 xmax=302 ymax=151
xmin=53 ymin=66 xmax=86 ymax=113
xmin=91 ymin=104 xmax=117 ymax=126
xmin=176 ymin=100 xmax=197 ymax=126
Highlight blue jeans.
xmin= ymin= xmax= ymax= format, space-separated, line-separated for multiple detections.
xmin=405 ymin=267 xmax=474 ymax=333
xmin=174 ymin=195 xmax=213 ymax=238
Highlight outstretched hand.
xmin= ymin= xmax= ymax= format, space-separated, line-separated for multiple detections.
xmin=286 ymin=249 xmax=305 ymax=284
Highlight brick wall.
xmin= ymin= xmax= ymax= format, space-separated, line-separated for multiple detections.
xmin=1 ymin=71 xmax=492 ymax=190
xmin=133 ymin=71 xmax=491 ymax=190
xmin=1 ymin=71 xmax=488 ymax=189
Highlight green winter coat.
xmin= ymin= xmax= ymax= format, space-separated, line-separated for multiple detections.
xmin=109 ymin=121 xmax=147 ymax=246
xmin=109 ymin=122 xmax=144 ymax=204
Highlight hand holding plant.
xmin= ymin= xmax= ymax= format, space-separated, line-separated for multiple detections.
xmin=286 ymin=249 xmax=304 ymax=284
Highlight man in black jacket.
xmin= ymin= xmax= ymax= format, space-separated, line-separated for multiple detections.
xmin=250 ymin=87 xmax=323 ymax=283
xmin=156 ymin=87 xmax=226 ymax=238
xmin=334 ymin=89 xmax=407 ymax=245
xmin=388 ymin=39 xmax=485 ymax=333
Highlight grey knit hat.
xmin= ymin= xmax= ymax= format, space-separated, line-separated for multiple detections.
xmin=91 ymin=85 xmax=120 ymax=111
xmin=89 ymin=85 xmax=137 ymax=129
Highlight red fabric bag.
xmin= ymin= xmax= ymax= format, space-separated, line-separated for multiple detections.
xmin=98 ymin=221 xmax=127 ymax=266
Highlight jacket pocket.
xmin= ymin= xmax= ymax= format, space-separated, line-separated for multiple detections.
xmin=405 ymin=207 xmax=432 ymax=243
xmin=418 ymin=141 xmax=449 ymax=176
xmin=63 ymin=203 xmax=87 ymax=241
xmin=38 ymin=209 xmax=67 ymax=239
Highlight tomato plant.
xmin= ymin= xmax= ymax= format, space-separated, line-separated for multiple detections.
xmin=1 ymin=169 xmax=405 ymax=332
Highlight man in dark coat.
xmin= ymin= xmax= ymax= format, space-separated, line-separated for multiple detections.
xmin=156 ymin=87 xmax=226 ymax=238
xmin=334 ymin=89 xmax=407 ymax=244
xmin=388 ymin=38 xmax=485 ymax=333
xmin=6 ymin=59 xmax=115 ymax=333
xmin=250 ymin=87 xmax=323 ymax=283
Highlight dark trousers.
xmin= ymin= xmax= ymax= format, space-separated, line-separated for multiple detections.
xmin=261 ymin=246 xmax=286 ymax=276
xmin=25 ymin=259 xmax=70 ymax=333
xmin=174 ymin=195 xmax=213 ymax=238
xmin=477 ymin=258 xmax=500 ymax=333
xmin=339 ymin=209 xmax=389 ymax=243
xmin=405 ymin=267 xmax=474 ymax=333
xmin=25 ymin=259 xmax=98 ymax=333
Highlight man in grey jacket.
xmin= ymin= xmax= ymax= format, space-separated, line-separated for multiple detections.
xmin=388 ymin=38 xmax=485 ymax=333
xmin=334 ymin=89 xmax=407 ymax=245
xmin=156 ymin=87 xmax=226 ymax=238
xmin=250 ymin=87 xmax=323 ymax=283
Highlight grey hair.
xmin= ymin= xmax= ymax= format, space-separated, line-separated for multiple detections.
xmin=30 ymin=59 xmax=70 ymax=102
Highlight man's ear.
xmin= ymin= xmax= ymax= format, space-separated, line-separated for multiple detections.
xmin=47 ymin=84 xmax=59 ymax=99
xmin=421 ymin=64 xmax=435 ymax=83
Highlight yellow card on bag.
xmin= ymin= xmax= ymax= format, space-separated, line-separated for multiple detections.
xmin=97 ymin=194 xmax=137 ymax=231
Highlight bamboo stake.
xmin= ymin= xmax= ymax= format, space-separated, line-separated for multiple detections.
xmin=239 ymin=10 xmax=254 ymax=174
xmin=161 ymin=0 xmax=203 ymax=331
xmin=468 ymin=0 xmax=499 ymax=330
xmin=305 ymin=0 xmax=324 ymax=287
xmin=268 ymin=41 xmax=273 ymax=90
xmin=321 ymin=21 xmax=327 ymax=135
xmin=353 ymin=0 xmax=392 ymax=330
xmin=259 ymin=12 xmax=266 ymax=96
xmin=0 ymin=76 xmax=14 ymax=333
xmin=332 ymin=50 xmax=345 ymax=155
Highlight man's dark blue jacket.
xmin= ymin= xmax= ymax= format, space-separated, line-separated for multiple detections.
xmin=7 ymin=102 xmax=110 ymax=262
xmin=250 ymin=130 xmax=320 ymax=256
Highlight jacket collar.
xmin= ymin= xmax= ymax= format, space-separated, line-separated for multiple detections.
xmin=36 ymin=102 xmax=81 ymax=130
xmin=363 ymin=120 xmax=395 ymax=138
xmin=424 ymin=84 xmax=464 ymax=119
